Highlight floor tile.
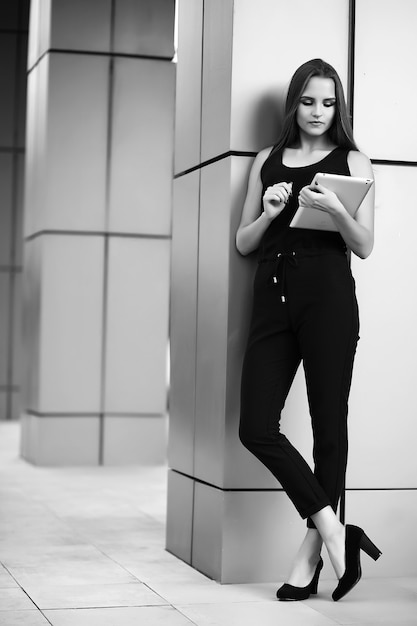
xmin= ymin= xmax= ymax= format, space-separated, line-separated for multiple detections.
xmin=118 ymin=547 xmax=214 ymax=584
xmin=304 ymin=578 xmax=417 ymax=625
xmin=0 ymin=587 xmax=37 ymax=610
xmin=7 ymin=558 xmax=138 ymax=587
xmin=23 ymin=581 xmax=168 ymax=610
xmin=395 ymin=577 xmax=417 ymax=595
xmin=0 ymin=544 xmax=113 ymax=568
xmin=145 ymin=579 xmax=276 ymax=606
xmin=0 ymin=567 xmax=19 ymax=588
xmin=0 ymin=611 xmax=51 ymax=626
xmin=43 ymin=606 xmax=196 ymax=626
xmin=10 ymin=564 xmax=137 ymax=587
xmin=177 ymin=600 xmax=340 ymax=626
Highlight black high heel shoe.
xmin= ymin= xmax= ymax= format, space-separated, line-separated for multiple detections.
xmin=332 ymin=524 xmax=382 ymax=602
xmin=276 ymin=557 xmax=323 ymax=601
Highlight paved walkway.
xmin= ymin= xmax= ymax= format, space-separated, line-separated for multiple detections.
xmin=0 ymin=422 xmax=416 ymax=625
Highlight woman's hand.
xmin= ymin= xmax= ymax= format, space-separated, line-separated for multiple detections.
xmin=263 ymin=182 xmax=293 ymax=220
xmin=298 ymin=182 xmax=344 ymax=216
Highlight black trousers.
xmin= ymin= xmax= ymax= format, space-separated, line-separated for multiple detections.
xmin=239 ymin=250 xmax=359 ymax=528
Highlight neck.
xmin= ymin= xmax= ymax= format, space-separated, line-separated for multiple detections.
xmin=298 ymin=132 xmax=334 ymax=152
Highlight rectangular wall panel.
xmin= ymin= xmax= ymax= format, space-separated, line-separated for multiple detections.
xmin=349 ymin=165 xmax=417 ymax=488
xmin=0 ymin=154 xmax=13 ymax=266
xmin=17 ymin=34 xmax=29 ymax=149
xmin=201 ymin=0 xmax=349 ymax=159
xmin=108 ymin=58 xmax=175 ymax=236
xmin=104 ymin=237 xmax=170 ymax=414
xmin=168 ymin=172 xmax=200 ymax=475
xmin=200 ymin=0 xmax=234 ymax=162
xmin=49 ymin=0 xmax=112 ymax=53
xmin=25 ymin=54 xmax=109 ymax=237
xmin=0 ymin=34 xmax=17 ymax=147
xmin=103 ymin=416 xmax=168 ymax=465
xmin=166 ymin=470 xmax=194 ymax=564
xmin=113 ymin=0 xmax=175 ymax=58
xmin=37 ymin=235 xmax=104 ymax=413
xmin=346 ymin=490 xmax=417 ymax=577
xmin=174 ymin=0 xmax=203 ymax=175
xmin=354 ymin=0 xmax=417 ymax=160
xmin=14 ymin=154 xmax=25 ymax=268
xmin=21 ymin=238 xmax=41 ymax=412
xmin=230 ymin=0 xmax=349 ymax=153
xmin=20 ymin=414 xmax=100 ymax=465
xmin=24 ymin=57 xmax=46 ymax=239
xmin=194 ymin=158 xmax=232 ymax=486
xmin=42 ymin=54 xmax=108 ymax=233
xmin=0 ymin=1 xmax=19 ymax=27
xmin=12 ymin=273 xmax=23 ymax=390
xmin=0 ymin=275 xmax=10 ymax=387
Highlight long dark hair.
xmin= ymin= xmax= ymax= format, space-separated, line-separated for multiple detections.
xmin=273 ymin=59 xmax=358 ymax=153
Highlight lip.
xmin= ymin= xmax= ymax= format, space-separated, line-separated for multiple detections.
xmin=309 ymin=121 xmax=324 ymax=125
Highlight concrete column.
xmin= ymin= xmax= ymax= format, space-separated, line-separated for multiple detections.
xmin=167 ymin=0 xmax=350 ymax=583
xmin=21 ymin=0 xmax=175 ymax=465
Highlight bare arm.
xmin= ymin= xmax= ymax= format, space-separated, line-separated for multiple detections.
xmin=236 ymin=147 xmax=292 ymax=256
xmin=298 ymin=151 xmax=375 ymax=259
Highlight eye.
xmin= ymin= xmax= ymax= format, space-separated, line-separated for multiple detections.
xmin=324 ymin=100 xmax=336 ymax=108
xmin=299 ymin=98 xmax=313 ymax=106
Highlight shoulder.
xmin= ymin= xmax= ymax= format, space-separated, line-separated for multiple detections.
xmin=247 ymin=145 xmax=274 ymax=181
xmin=255 ymin=145 xmax=275 ymax=167
xmin=347 ymin=150 xmax=374 ymax=178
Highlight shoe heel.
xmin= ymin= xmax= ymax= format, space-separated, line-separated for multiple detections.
xmin=310 ymin=558 xmax=323 ymax=594
xmin=360 ymin=532 xmax=382 ymax=561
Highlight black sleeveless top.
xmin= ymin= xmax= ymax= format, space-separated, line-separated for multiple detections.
xmin=258 ymin=146 xmax=351 ymax=259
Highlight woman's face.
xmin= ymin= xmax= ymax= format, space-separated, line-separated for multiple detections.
xmin=296 ymin=76 xmax=336 ymax=138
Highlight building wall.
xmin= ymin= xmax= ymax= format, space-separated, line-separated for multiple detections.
xmin=347 ymin=0 xmax=417 ymax=580
xmin=167 ymin=0 xmax=417 ymax=582
xmin=0 ymin=0 xmax=29 ymax=421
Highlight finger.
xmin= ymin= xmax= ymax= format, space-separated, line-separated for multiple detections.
xmin=298 ymin=190 xmax=310 ymax=202
xmin=264 ymin=194 xmax=283 ymax=205
xmin=272 ymin=189 xmax=288 ymax=203
xmin=272 ymin=183 xmax=291 ymax=195
xmin=303 ymin=188 xmax=317 ymax=201
xmin=310 ymin=182 xmax=326 ymax=193
xmin=280 ymin=182 xmax=293 ymax=194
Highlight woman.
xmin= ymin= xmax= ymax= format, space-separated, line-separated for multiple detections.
xmin=236 ymin=59 xmax=381 ymax=602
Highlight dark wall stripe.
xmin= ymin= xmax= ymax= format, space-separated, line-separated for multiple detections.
xmin=98 ymin=0 xmax=117 ymax=466
xmin=24 ymin=230 xmax=171 ymax=242
xmin=175 ymin=150 xmax=257 ymax=179
xmin=0 ymin=29 xmax=28 ymax=34
xmin=174 ymin=154 xmax=417 ymax=181
xmin=0 ymin=147 xmax=25 ymax=154
xmin=26 ymin=410 xmax=164 ymax=418
xmin=371 ymin=159 xmax=417 ymax=167
xmin=170 ymin=469 xmax=417 ymax=493
xmin=347 ymin=0 xmax=356 ymax=123
xmin=27 ymin=48 xmax=174 ymax=75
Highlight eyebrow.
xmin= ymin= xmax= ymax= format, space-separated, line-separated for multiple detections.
xmin=300 ymin=96 xmax=336 ymax=101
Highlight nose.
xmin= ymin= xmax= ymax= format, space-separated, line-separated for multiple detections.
xmin=312 ymin=103 xmax=323 ymax=117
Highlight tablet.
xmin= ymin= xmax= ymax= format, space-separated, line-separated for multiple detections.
xmin=289 ymin=172 xmax=374 ymax=231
